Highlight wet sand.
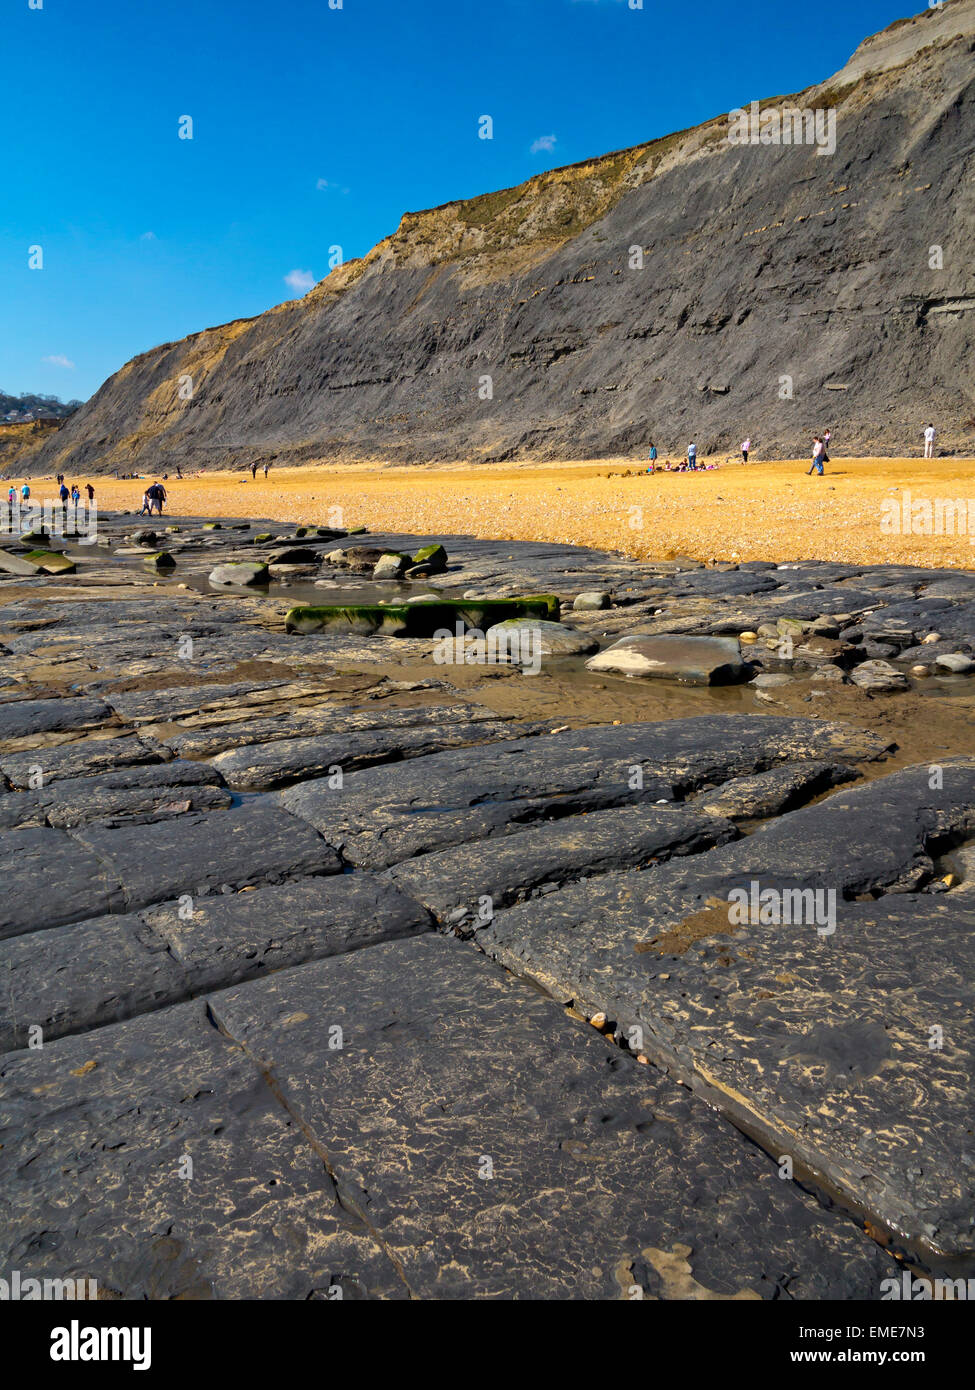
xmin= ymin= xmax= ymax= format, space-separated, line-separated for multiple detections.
xmin=53 ymin=455 xmax=975 ymax=570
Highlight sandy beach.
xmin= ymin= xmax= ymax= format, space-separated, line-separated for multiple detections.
xmin=55 ymin=455 xmax=975 ymax=570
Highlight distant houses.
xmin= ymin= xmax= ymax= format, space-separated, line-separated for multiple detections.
xmin=0 ymin=411 xmax=63 ymax=430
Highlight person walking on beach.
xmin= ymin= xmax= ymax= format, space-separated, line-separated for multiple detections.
xmin=71 ymin=485 xmax=81 ymax=504
xmin=138 ymin=489 xmax=152 ymax=516
xmin=59 ymin=482 xmax=70 ymax=504
xmin=86 ymin=483 xmax=94 ymax=502
xmin=251 ymin=462 xmax=259 ymax=480
xmin=687 ymin=442 xmax=697 ymax=471
xmin=263 ymin=461 xmax=271 ymax=479
xmin=21 ymin=482 xmax=30 ymax=502
xmin=806 ymin=436 xmax=825 ymax=475
xmin=648 ymin=443 xmax=658 ymax=469
xmin=923 ymin=423 xmax=936 ymax=459
xmin=741 ymin=437 xmax=751 ymax=464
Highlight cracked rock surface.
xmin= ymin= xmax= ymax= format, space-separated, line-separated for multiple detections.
xmin=2 ymin=511 xmax=974 ymax=1296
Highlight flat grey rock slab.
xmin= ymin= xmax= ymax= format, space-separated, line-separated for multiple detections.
xmin=0 ymin=735 xmax=161 ymax=788
xmin=0 ymin=761 xmax=231 ymax=829
xmin=0 ymin=696 xmax=112 ymax=744
xmin=144 ymin=875 xmax=430 ymax=995
xmin=850 ymin=659 xmax=911 ymax=692
xmin=485 ymin=618 xmax=599 ymax=657
xmin=389 ymin=804 xmax=737 ymax=927
xmin=475 ymin=762 xmax=975 ymax=1255
xmin=0 ymin=827 xmax=125 ymax=939
xmin=0 ymin=1000 xmax=406 ymax=1299
xmin=212 ymin=717 xmax=540 ymax=791
xmin=68 ymin=803 xmax=340 ymax=912
xmin=0 ymin=877 xmax=430 ymax=1052
xmin=279 ymin=716 xmax=890 ymax=868
xmin=0 ymin=911 xmax=189 ymax=1052
xmin=691 ymin=761 xmax=859 ymax=820
xmin=587 ymin=635 xmax=747 ymax=684
xmin=205 ymin=935 xmax=894 ymax=1299
xmin=104 ymin=680 xmax=292 ymax=724
xmin=150 ymin=699 xmax=497 ymax=759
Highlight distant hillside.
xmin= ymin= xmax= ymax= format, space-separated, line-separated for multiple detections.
xmin=0 ymin=394 xmax=82 ymax=475
xmin=29 ymin=1 xmax=975 ymax=474
xmin=1 ymin=391 xmax=82 ymax=423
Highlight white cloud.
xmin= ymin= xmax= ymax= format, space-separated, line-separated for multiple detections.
xmin=43 ymin=354 xmax=75 ymax=369
xmin=530 ymin=134 xmax=557 ymax=154
xmin=316 ymin=177 xmax=350 ymax=194
xmin=284 ymin=268 xmax=316 ymax=294
xmin=140 ymin=231 xmax=157 ymax=240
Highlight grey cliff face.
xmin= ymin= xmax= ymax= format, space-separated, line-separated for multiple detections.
xmin=32 ymin=3 xmax=975 ymax=472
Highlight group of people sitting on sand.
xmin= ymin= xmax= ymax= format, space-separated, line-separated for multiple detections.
xmin=645 ymin=442 xmax=720 ymax=473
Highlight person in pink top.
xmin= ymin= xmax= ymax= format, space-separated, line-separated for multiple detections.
xmin=741 ymin=437 xmax=751 ymax=463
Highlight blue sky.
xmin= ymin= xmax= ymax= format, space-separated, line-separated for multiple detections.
xmin=2 ymin=0 xmax=913 ymax=402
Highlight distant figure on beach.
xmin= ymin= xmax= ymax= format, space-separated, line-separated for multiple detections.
xmin=687 ymin=442 xmax=697 ymax=470
xmin=648 ymin=443 xmax=657 ymax=469
xmin=59 ymin=483 xmax=70 ymax=504
xmin=741 ymin=437 xmax=751 ymax=463
xmin=923 ymin=423 xmax=936 ymax=459
xmin=138 ymin=490 xmax=152 ymax=516
xmin=21 ymin=483 xmax=30 ymax=501
xmin=822 ymin=428 xmax=831 ymax=463
xmin=71 ymin=485 xmax=80 ymax=504
xmin=251 ymin=462 xmax=259 ymax=480
xmin=806 ymin=436 xmax=825 ymax=475
xmin=264 ymin=461 xmax=271 ymax=479
xmin=176 ymin=466 xmax=183 ymax=479
xmin=86 ymin=483 xmax=95 ymax=502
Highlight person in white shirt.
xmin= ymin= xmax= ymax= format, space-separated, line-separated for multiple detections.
xmin=741 ymin=437 xmax=751 ymax=463
xmin=923 ymin=423 xmax=936 ymax=459
xmin=806 ymin=436 xmax=825 ymax=475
